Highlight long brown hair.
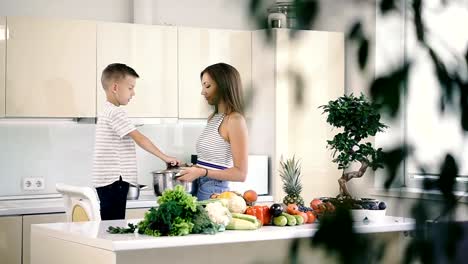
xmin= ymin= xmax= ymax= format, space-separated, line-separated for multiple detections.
xmin=200 ymin=63 xmax=244 ymax=116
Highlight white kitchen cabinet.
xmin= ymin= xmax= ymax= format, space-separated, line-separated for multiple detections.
xmin=23 ymin=213 xmax=66 ymax=264
xmin=0 ymin=216 xmax=22 ymax=264
xmin=5 ymin=17 xmax=96 ymax=117
xmin=178 ymin=27 xmax=252 ymax=119
xmin=251 ymin=29 xmax=344 ymax=202
xmin=0 ymin=17 xmax=5 ymax=118
xmin=97 ymin=22 xmax=178 ymax=117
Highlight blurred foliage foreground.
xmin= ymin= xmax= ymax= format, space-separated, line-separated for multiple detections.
xmin=249 ymin=0 xmax=468 ymax=263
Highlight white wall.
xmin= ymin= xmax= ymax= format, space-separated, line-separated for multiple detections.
xmin=0 ymin=0 xmax=276 ymax=29
xmin=0 ymin=0 xmax=133 ymax=22
xmin=151 ymin=0 xmax=274 ymax=30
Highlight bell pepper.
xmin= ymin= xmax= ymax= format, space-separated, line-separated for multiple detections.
xmin=245 ymin=206 xmax=263 ymax=226
xmin=245 ymin=205 xmax=271 ymax=225
xmin=262 ymin=205 xmax=271 ymax=225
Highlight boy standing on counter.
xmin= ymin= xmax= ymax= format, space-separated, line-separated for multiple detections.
xmin=92 ymin=63 xmax=180 ymax=220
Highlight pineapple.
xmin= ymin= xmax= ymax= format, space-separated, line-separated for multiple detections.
xmin=279 ymin=156 xmax=305 ymax=206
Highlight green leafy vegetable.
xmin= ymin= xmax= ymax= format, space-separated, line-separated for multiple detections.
xmin=158 ymin=185 xmax=197 ymax=213
xmin=107 ymin=223 xmax=137 ymax=234
xmin=137 ymin=186 xmax=199 ymax=237
xmin=191 ymin=205 xmax=219 ymax=235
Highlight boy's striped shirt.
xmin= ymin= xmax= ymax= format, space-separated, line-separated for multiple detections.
xmin=92 ymin=101 xmax=137 ymax=187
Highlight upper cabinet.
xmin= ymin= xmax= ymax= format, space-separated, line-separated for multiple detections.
xmin=97 ymin=23 xmax=178 ymax=117
xmin=5 ymin=17 xmax=96 ymax=117
xmin=0 ymin=17 xmax=5 ymax=118
xmin=251 ymin=29 xmax=345 ymax=201
xmin=178 ymin=28 xmax=252 ymax=119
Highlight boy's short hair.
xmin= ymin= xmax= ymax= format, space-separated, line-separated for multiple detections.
xmin=101 ymin=63 xmax=139 ymax=90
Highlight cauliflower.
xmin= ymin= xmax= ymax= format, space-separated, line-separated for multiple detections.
xmin=205 ymin=202 xmax=232 ymax=227
xmin=217 ymin=198 xmax=229 ymax=207
xmin=228 ymin=195 xmax=247 ymax=214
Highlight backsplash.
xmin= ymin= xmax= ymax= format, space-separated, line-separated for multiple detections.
xmin=0 ymin=120 xmax=205 ymax=197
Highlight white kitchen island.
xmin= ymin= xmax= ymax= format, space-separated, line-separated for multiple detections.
xmin=31 ymin=217 xmax=414 ymax=264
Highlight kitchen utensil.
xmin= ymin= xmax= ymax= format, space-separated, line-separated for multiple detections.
xmin=152 ymin=164 xmax=193 ymax=196
xmin=127 ymin=184 xmax=147 ymax=200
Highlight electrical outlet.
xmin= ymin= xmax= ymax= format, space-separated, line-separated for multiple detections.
xmin=23 ymin=177 xmax=45 ymax=191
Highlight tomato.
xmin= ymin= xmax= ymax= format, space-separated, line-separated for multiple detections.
xmin=310 ymin=199 xmax=322 ymax=210
xmin=306 ymin=211 xmax=316 ymax=223
xmin=298 ymin=212 xmax=308 ymax=223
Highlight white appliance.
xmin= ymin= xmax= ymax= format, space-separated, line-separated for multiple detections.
xmin=229 ymin=155 xmax=269 ymax=195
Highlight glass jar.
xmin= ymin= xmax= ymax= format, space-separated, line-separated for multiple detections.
xmin=267 ymin=2 xmax=297 ymax=28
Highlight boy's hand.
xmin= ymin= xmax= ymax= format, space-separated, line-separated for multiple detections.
xmin=164 ymin=156 xmax=181 ymax=167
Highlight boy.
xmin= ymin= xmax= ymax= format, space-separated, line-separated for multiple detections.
xmin=93 ymin=63 xmax=179 ymax=220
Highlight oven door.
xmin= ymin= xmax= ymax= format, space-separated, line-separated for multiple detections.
xmin=229 ymin=155 xmax=269 ymax=195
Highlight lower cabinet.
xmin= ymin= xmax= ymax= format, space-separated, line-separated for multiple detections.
xmin=0 ymin=216 xmax=22 ymax=264
xmin=1 ymin=208 xmax=149 ymax=264
xmin=22 ymin=213 xmax=66 ymax=264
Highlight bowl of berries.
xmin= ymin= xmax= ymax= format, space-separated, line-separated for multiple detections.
xmin=351 ymin=198 xmax=387 ymax=222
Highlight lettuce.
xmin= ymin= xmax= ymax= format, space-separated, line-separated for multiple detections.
xmin=137 ymin=186 xmax=198 ymax=236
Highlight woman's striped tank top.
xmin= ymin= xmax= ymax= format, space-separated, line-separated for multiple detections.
xmin=196 ymin=113 xmax=233 ymax=170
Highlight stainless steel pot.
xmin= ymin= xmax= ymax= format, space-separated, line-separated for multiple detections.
xmin=152 ymin=166 xmax=193 ymax=196
xmin=127 ymin=184 xmax=147 ymax=200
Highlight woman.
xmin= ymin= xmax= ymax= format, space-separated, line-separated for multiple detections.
xmin=178 ymin=63 xmax=248 ymax=200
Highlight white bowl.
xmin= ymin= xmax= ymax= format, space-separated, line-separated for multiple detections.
xmin=351 ymin=209 xmax=386 ymax=222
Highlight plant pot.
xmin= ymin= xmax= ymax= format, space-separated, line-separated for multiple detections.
xmin=351 ymin=209 xmax=386 ymax=222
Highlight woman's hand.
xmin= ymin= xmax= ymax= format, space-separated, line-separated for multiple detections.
xmin=177 ymin=167 xmax=205 ymax=182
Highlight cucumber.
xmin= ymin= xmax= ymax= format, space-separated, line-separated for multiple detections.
xmin=293 ymin=215 xmax=304 ymax=225
xmin=226 ymin=218 xmax=259 ymax=230
xmin=273 ymin=215 xmax=287 ymax=226
xmin=281 ymin=212 xmax=297 ymax=226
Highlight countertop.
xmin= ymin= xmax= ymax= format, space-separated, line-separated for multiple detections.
xmin=0 ymin=194 xmax=159 ymax=216
xmin=0 ymin=194 xmax=274 ymax=216
xmin=31 ymin=216 xmax=415 ymax=252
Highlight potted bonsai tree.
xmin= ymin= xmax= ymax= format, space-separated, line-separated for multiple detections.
xmin=320 ymin=94 xmax=387 ymax=198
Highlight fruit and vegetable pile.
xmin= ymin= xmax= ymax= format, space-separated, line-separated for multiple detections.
xmin=107 ymin=187 xmax=262 ymax=236
xmin=107 ymin=155 xmax=387 ymax=236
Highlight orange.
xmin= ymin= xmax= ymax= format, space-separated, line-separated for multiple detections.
xmin=243 ymin=190 xmax=258 ymax=203
xmin=286 ymin=204 xmax=298 ymax=214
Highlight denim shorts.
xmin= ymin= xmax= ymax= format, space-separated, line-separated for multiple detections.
xmin=195 ymin=176 xmax=229 ymax=201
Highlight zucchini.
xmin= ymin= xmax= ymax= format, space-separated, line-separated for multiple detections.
xmin=281 ymin=212 xmax=297 ymax=226
xmin=293 ymin=215 xmax=304 ymax=225
xmin=231 ymin=213 xmax=258 ymax=224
